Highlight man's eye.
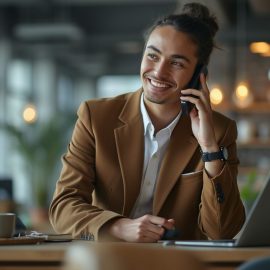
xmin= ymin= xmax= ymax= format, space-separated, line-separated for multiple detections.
xmin=171 ymin=61 xmax=184 ymax=67
xmin=147 ymin=53 xmax=158 ymax=60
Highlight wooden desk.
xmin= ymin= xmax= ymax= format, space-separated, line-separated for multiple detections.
xmin=0 ymin=242 xmax=68 ymax=270
xmin=0 ymin=241 xmax=270 ymax=270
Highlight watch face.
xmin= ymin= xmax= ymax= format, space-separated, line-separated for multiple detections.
xmin=222 ymin=147 xmax=229 ymax=160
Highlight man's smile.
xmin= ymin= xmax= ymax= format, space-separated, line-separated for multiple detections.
xmin=144 ymin=74 xmax=175 ymax=91
xmin=150 ymin=79 xmax=170 ymax=88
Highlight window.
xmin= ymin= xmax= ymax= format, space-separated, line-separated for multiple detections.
xmin=97 ymin=75 xmax=141 ymax=98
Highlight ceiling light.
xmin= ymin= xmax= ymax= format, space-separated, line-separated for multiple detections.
xmin=14 ymin=23 xmax=84 ymax=41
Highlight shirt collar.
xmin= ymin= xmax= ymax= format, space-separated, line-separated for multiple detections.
xmin=140 ymin=93 xmax=152 ymax=136
xmin=140 ymin=93 xmax=181 ymax=137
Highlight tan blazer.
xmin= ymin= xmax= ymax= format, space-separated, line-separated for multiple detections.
xmin=49 ymin=89 xmax=245 ymax=241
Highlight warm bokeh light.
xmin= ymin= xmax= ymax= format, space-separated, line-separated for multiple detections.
xmin=236 ymin=83 xmax=249 ymax=100
xmin=250 ymin=42 xmax=270 ymax=54
xmin=22 ymin=104 xmax=38 ymax=124
xmin=233 ymin=82 xmax=253 ymax=108
xmin=210 ymin=87 xmax=223 ymax=105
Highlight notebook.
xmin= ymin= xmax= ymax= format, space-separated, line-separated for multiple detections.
xmin=163 ymin=172 xmax=270 ymax=248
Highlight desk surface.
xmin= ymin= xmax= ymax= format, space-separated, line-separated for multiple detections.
xmin=1 ymin=241 xmax=270 ymax=270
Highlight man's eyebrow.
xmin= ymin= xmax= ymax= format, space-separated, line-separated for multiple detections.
xmin=171 ymin=54 xmax=190 ymax=63
xmin=146 ymin=45 xmax=190 ymax=63
xmin=146 ymin=45 xmax=161 ymax=54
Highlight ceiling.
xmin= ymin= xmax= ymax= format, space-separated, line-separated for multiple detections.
xmin=0 ymin=0 xmax=269 ymax=77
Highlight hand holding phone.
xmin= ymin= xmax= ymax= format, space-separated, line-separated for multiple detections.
xmin=181 ymin=65 xmax=208 ymax=115
xmin=161 ymin=228 xmax=179 ymax=240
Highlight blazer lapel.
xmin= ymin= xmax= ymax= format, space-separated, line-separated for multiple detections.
xmin=114 ymin=89 xmax=144 ymax=216
xmin=153 ymin=115 xmax=199 ymax=214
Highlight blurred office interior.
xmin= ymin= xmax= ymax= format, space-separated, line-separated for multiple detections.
xmin=0 ymin=0 xmax=270 ymax=230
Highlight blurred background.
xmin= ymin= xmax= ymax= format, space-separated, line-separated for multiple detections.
xmin=0 ymin=0 xmax=269 ymax=232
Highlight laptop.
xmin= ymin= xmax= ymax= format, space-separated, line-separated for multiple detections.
xmin=163 ymin=173 xmax=270 ymax=248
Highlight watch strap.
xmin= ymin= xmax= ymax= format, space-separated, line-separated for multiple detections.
xmin=201 ymin=147 xmax=225 ymax=162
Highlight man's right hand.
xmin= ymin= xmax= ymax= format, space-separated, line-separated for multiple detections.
xmin=104 ymin=215 xmax=175 ymax=242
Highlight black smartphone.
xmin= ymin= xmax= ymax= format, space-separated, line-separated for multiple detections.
xmin=181 ymin=64 xmax=208 ymax=115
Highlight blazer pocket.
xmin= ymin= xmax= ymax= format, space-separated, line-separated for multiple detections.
xmin=179 ymin=170 xmax=203 ymax=184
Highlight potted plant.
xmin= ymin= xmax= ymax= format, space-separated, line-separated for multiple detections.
xmin=1 ymin=113 xmax=75 ymax=227
xmin=240 ymin=170 xmax=259 ymax=213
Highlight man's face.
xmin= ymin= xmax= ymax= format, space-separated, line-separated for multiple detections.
xmin=140 ymin=25 xmax=198 ymax=105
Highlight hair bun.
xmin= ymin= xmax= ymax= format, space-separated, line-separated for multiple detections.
xmin=183 ymin=2 xmax=219 ymax=37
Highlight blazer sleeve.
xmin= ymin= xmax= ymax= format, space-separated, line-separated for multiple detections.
xmin=199 ymin=119 xmax=246 ymax=239
xmin=49 ymin=102 xmax=122 ymax=240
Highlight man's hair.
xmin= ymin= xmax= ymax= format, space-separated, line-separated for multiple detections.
xmin=144 ymin=2 xmax=219 ymax=65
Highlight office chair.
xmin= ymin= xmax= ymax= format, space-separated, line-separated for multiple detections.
xmin=65 ymin=242 xmax=205 ymax=270
xmin=238 ymin=257 xmax=270 ymax=270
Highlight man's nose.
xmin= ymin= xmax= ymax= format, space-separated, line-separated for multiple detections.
xmin=154 ymin=60 xmax=169 ymax=78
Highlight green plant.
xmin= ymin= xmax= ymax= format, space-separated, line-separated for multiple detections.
xmin=1 ymin=113 xmax=75 ymax=208
xmin=240 ymin=170 xmax=259 ymax=211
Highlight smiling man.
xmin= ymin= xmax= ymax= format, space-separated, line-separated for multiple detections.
xmin=49 ymin=3 xmax=245 ymax=242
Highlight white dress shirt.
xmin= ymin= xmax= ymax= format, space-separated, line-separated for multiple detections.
xmin=130 ymin=94 xmax=181 ymax=218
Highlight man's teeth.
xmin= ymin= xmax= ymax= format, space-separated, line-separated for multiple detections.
xmin=150 ymin=79 xmax=169 ymax=88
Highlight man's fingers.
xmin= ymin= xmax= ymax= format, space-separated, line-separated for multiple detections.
xmin=142 ymin=214 xmax=167 ymax=226
xmin=200 ymin=72 xmax=208 ymax=92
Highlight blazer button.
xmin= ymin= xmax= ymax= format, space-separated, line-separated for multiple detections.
xmin=215 ymin=182 xmax=225 ymax=203
xmin=217 ymin=193 xmax=225 ymax=203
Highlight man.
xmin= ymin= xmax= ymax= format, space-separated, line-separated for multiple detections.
xmin=49 ymin=3 xmax=245 ymax=242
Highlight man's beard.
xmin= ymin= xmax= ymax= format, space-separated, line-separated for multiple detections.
xmin=144 ymin=92 xmax=166 ymax=104
xmin=144 ymin=86 xmax=182 ymax=105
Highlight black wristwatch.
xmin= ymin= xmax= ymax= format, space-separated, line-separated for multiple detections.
xmin=201 ymin=147 xmax=228 ymax=162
